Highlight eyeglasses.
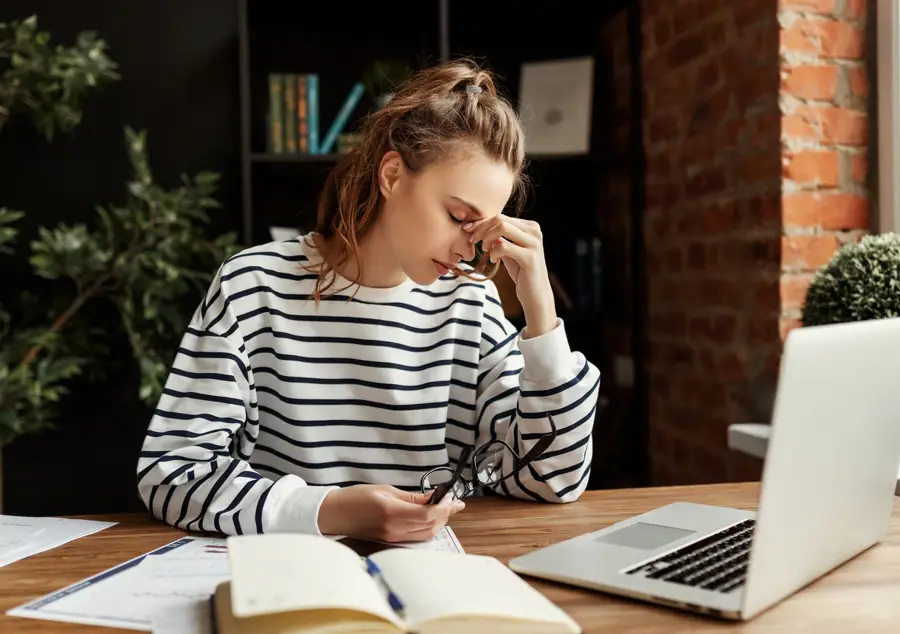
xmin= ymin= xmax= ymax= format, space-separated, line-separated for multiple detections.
xmin=421 ymin=414 xmax=559 ymax=505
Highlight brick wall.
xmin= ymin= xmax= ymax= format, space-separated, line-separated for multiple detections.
xmin=596 ymin=0 xmax=872 ymax=486
xmin=778 ymin=0 xmax=871 ymax=337
xmin=640 ymin=0 xmax=784 ymax=484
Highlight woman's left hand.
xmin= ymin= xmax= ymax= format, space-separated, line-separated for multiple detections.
xmin=463 ymin=216 xmax=557 ymax=338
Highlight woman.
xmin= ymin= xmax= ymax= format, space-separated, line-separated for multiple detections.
xmin=137 ymin=59 xmax=601 ymax=543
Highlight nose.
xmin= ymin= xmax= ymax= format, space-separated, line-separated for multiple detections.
xmin=454 ymin=234 xmax=476 ymax=263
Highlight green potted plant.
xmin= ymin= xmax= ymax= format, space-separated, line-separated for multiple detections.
xmin=801 ymin=233 xmax=900 ymax=326
xmin=0 ymin=16 xmax=241 ymax=511
xmin=0 ymin=15 xmax=119 ymax=138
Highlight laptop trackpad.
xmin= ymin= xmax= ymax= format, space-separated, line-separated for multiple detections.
xmin=595 ymin=521 xmax=695 ymax=550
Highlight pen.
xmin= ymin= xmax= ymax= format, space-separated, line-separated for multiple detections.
xmin=365 ymin=557 xmax=406 ymax=619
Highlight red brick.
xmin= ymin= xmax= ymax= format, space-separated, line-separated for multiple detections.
xmin=717 ymin=350 xmax=749 ymax=382
xmin=849 ymin=65 xmax=868 ymax=97
xmin=780 ymin=273 xmax=814 ymax=310
xmin=844 ymin=0 xmax=866 ymax=19
xmin=782 ymin=192 xmax=869 ymax=229
xmin=696 ymin=59 xmax=721 ymax=90
xmin=780 ymin=0 xmax=837 ymax=14
xmin=781 ymin=234 xmax=840 ymax=270
xmin=780 ymin=64 xmax=838 ymax=100
xmin=668 ymin=33 xmax=709 ymax=66
xmin=700 ymin=202 xmax=737 ymax=235
xmin=780 ymin=20 xmax=864 ymax=59
xmin=648 ymin=113 xmax=681 ymax=142
xmin=782 ymin=106 xmax=868 ymax=145
xmin=850 ymin=153 xmax=867 ymax=184
xmin=779 ymin=316 xmax=803 ymax=341
xmin=689 ymin=315 xmax=739 ymax=344
xmin=782 ymin=150 xmax=840 ymax=187
xmin=753 ymin=278 xmax=782 ymax=314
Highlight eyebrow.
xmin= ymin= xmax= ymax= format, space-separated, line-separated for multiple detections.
xmin=450 ymin=196 xmax=485 ymax=218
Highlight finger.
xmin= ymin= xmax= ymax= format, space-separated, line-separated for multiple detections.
xmin=462 ymin=216 xmax=500 ymax=244
xmin=477 ymin=219 xmax=538 ymax=249
xmin=502 ymin=216 xmax=542 ymax=239
xmin=489 ymin=239 xmax=533 ymax=266
xmin=383 ymin=496 xmax=443 ymax=524
xmin=391 ymin=488 xmax=432 ymax=505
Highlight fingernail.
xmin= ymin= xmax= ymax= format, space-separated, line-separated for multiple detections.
xmin=462 ymin=222 xmax=473 ymax=231
xmin=469 ymin=234 xmax=476 ymax=243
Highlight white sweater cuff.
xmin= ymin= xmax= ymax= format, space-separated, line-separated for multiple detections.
xmin=263 ymin=474 xmax=337 ymax=535
xmin=517 ymin=318 xmax=571 ymax=384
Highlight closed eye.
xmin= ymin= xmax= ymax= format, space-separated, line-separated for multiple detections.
xmin=448 ymin=210 xmax=465 ymax=224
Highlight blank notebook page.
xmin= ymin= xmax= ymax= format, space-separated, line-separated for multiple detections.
xmin=369 ymin=548 xmax=578 ymax=629
xmin=227 ymin=534 xmax=398 ymax=625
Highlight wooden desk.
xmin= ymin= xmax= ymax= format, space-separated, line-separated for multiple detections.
xmin=1 ymin=482 xmax=898 ymax=633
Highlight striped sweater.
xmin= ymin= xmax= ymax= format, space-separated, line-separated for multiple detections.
xmin=137 ymin=234 xmax=601 ymax=536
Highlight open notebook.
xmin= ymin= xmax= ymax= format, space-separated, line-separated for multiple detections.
xmin=212 ymin=533 xmax=581 ymax=634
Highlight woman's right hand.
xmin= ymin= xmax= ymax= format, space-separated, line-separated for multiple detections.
xmin=316 ymin=484 xmax=465 ymax=542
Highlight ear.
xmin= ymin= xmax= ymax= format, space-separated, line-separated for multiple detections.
xmin=378 ymin=151 xmax=405 ymax=199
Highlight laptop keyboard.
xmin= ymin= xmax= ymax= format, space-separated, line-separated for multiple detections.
xmin=624 ymin=519 xmax=755 ymax=593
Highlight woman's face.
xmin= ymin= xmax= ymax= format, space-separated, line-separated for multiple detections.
xmin=377 ymin=149 xmax=516 ymax=285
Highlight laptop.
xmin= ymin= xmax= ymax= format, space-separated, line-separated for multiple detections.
xmin=509 ymin=317 xmax=900 ymax=620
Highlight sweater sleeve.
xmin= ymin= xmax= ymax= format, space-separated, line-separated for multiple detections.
xmin=136 ymin=264 xmax=337 ymax=535
xmin=472 ymin=281 xmax=601 ymax=502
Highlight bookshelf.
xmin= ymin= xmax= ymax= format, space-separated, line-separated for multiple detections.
xmin=236 ymin=0 xmax=644 ymax=489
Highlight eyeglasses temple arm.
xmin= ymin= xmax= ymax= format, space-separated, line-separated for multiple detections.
xmin=515 ymin=414 xmax=558 ymax=467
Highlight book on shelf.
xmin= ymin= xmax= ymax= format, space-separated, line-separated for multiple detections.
xmin=267 ymin=73 xmax=365 ymax=157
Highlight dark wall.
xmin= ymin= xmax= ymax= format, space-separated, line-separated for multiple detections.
xmin=0 ymin=0 xmax=242 ymax=515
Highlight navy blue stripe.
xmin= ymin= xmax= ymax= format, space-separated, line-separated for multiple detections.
xmin=483 ymin=312 xmax=507 ymax=334
xmin=248 ymin=346 xmax=476 ymax=371
xmin=226 ymin=249 xmax=309 ymax=264
xmin=227 ymin=284 xmax=483 ymax=315
xmin=237 ymin=305 xmax=481 ymax=334
xmin=535 ymin=433 xmax=591 ymax=461
xmin=138 ymin=451 xmax=227 ymax=483
xmin=174 ymin=463 xmax=220 ymax=529
xmin=478 ymin=350 xmax=522 ymax=385
xmin=520 ymin=361 xmax=591 ymax=398
xmin=516 ymin=373 xmax=601 ymax=419
xmin=139 ymin=442 xmax=221 ymax=458
xmin=162 ymin=387 xmax=245 ymax=408
xmin=154 ymin=408 xmax=247 ymax=428
xmin=145 ymin=427 xmax=232 ymax=440
xmin=254 ymin=366 xmax=471 ymax=391
xmin=174 ymin=347 xmax=248 ymax=380
xmin=170 ymin=367 xmax=236 ymax=383
xmin=255 ymin=443 xmax=443 ymax=473
xmin=161 ymin=486 xmax=178 ymax=524
xmin=511 ymin=424 xmax=549 ymax=502
xmin=188 ymin=460 xmax=240 ymax=532
xmin=255 ymin=483 xmax=274 ymax=533
xmin=222 ymin=265 xmax=317 ymax=284
xmin=257 ymin=404 xmax=446 ymax=432
xmin=243 ymin=325 xmax=479 ymax=353
xmin=259 ymin=426 xmax=445 ymax=453
xmin=256 ymin=384 xmax=450 ymax=412
xmin=521 ymin=403 xmax=596 ymax=440
xmin=411 ymin=282 xmax=484 ymax=297
xmin=556 ymin=462 xmax=591 ymax=498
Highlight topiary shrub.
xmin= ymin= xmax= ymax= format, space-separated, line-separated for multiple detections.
xmin=801 ymin=233 xmax=900 ymax=326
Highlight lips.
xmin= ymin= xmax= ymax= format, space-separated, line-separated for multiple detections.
xmin=433 ymin=260 xmax=451 ymax=276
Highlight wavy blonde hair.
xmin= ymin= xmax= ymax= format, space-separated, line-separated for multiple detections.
xmin=305 ymin=58 xmax=528 ymax=301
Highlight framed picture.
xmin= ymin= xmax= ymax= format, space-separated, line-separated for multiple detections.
xmin=518 ymin=56 xmax=594 ymax=156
